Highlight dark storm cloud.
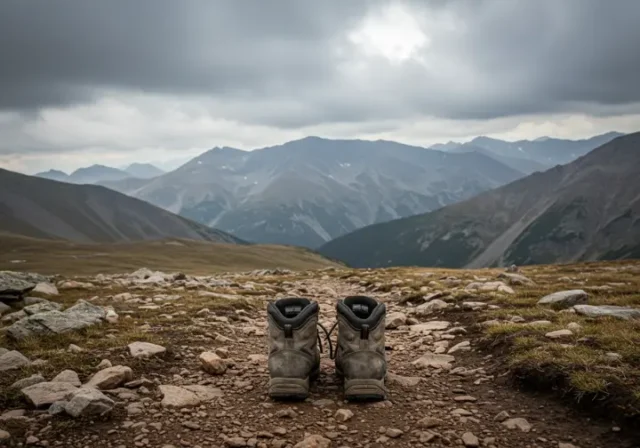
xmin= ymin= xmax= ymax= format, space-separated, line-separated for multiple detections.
xmin=0 ymin=0 xmax=639 ymax=125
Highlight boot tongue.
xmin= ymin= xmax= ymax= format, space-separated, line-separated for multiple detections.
xmin=283 ymin=305 xmax=304 ymax=317
xmin=349 ymin=303 xmax=370 ymax=319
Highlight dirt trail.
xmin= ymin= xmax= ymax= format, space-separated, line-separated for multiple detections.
xmin=1 ymin=275 xmax=637 ymax=448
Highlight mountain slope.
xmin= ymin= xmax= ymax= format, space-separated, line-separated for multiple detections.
xmin=125 ymin=163 xmax=165 ymax=179
xmin=104 ymin=137 xmax=523 ymax=247
xmin=319 ymin=132 xmax=640 ymax=268
xmin=0 ymin=168 xmax=241 ymax=244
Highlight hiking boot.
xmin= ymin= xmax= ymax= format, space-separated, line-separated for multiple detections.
xmin=335 ymin=296 xmax=387 ymax=400
xmin=266 ymin=297 xmax=320 ymax=399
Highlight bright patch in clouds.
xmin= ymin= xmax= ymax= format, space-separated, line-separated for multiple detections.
xmin=348 ymin=4 xmax=429 ymax=63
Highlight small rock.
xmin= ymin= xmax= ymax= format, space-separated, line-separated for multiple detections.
xmin=199 ymin=351 xmax=227 ymax=375
xmin=68 ymin=344 xmax=83 ymax=353
xmin=335 ymin=408 xmax=354 ymax=422
xmin=86 ymin=366 xmax=133 ymax=390
xmin=96 ymin=359 xmax=112 ymax=369
xmin=128 ymin=342 xmax=166 ymax=358
xmin=0 ymin=429 xmax=10 ymax=441
xmin=293 ymin=434 xmax=331 ymax=448
xmin=0 ymin=350 xmax=31 ymax=372
xmin=461 ymin=432 xmax=479 ymax=447
xmin=386 ymin=373 xmax=420 ymax=387
xmin=573 ymin=304 xmax=640 ymax=320
xmin=545 ymin=329 xmax=573 ymax=339
xmin=159 ymin=385 xmax=200 ymax=408
xmin=33 ymin=282 xmax=59 ymax=296
xmin=385 ymin=312 xmax=407 ymax=329
xmin=52 ymin=370 xmax=81 ymax=387
xmin=64 ymin=387 xmax=115 ymax=417
xmin=10 ymin=374 xmax=45 ymax=390
xmin=386 ymin=428 xmax=403 ymax=438
xmin=567 ymin=322 xmax=582 ymax=331
xmin=538 ymin=290 xmax=588 ymax=309
xmin=558 ymin=443 xmax=579 ymax=448
xmin=448 ymin=341 xmax=471 ymax=354
xmin=502 ymin=417 xmax=532 ymax=432
xmin=494 ymin=410 xmax=510 ymax=422
xmin=417 ymin=417 xmax=442 ymax=428
xmin=412 ymin=352 xmax=455 ymax=370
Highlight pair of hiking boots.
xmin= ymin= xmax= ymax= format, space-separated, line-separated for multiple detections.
xmin=266 ymin=295 xmax=387 ymax=400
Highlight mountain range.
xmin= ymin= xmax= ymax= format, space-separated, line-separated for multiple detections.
xmin=36 ymin=163 xmax=165 ymax=184
xmin=0 ymin=168 xmax=240 ymax=244
xmin=102 ymin=137 xmax=527 ymax=248
xmin=319 ymin=132 xmax=640 ymax=268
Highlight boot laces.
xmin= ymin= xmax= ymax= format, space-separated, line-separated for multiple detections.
xmin=317 ymin=321 xmax=338 ymax=359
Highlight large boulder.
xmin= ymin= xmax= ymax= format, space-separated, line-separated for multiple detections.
xmin=538 ymin=290 xmax=588 ymax=309
xmin=23 ymin=301 xmax=63 ymax=316
xmin=573 ymin=305 xmax=640 ymax=320
xmin=0 ymin=350 xmax=31 ymax=372
xmin=5 ymin=300 xmax=107 ymax=341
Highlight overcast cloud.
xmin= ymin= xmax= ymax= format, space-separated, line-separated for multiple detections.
xmin=1 ymin=0 xmax=639 ymax=173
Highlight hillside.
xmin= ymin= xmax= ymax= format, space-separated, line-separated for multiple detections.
xmin=0 ymin=233 xmax=338 ymax=275
xmin=103 ymin=137 xmax=523 ymax=247
xmin=319 ymin=132 xmax=640 ymax=268
xmin=0 ymin=168 xmax=241 ymax=244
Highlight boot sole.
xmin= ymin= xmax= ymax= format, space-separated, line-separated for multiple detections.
xmin=344 ymin=378 xmax=386 ymax=401
xmin=268 ymin=368 xmax=319 ymax=400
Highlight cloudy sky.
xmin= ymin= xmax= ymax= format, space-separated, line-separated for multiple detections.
xmin=1 ymin=0 xmax=639 ymax=174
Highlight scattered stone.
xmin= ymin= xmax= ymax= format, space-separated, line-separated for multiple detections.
xmin=567 ymin=322 xmax=582 ymax=331
xmin=0 ymin=272 xmax=36 ymax=299
xmin=0 ymin=302 xmax=12 ymax=315
xmin=386 ymin=373 xmax=420 ymax=387
xmin=528 ymin=320 xmax=552 ymax=327
xmin=182 ymin=385 xmax=223 ymax=402
xmin=465 ymin=281 xmax=514 ymax=294
xmin=497 ymin=272 xmax=533 ymax=284
xmin=159 ymin=385 xmax=200 ymax=408
xmin=335 ymin=409 xmax=354 ymax=422
xmin=312 ymin=398 xmax=334 ymax=407
xmin=545 ymin=329 xmax=573 ymax=339
xmin=417 ymin=417 xmax=442 ymax=429
xmin=415 ymin=299 xmax=449 ymax=315
xmin=64 ymin=387 xmax=115 ymax=417
xmin=0 ymin=429 xmax=10 ymax=442
xmin=454 ymin=395 xmax=477 ymax=402
xmin=386 ymin=428 xmax=403 ymax=438
xmin=462 ymin=302 xmax=489 ymax=311
xmin=96 ymin=359 xmax=112 ymax=369
xmin=0 ymin=350 xmax=31 ymax=372
xmin=199 ymin=351 xmax=227 ymax=375
xmin=448 ymin=341 xmax=471 ymax=354
xmin=410 ymin=321 xmax=451 ymax=332
xmin=494 ymin=410 xmax=510 ymax=422
xmin=558 ymin=444 xmax=579 ymax=448
xmin=33 ymin=282 xmax=59 ymax=296
xmin=294 ymin=434 xmax=331 ymax=448
xmin=68 ymin=344 xmax=83 ymax=353
xmin=573 ymin=304 xmax=640 ymax=320
xmin=385 ymin=312 xmax=407 ymax=329
xmin=412 ymin=352 xmax=455 ymax=370
xmin=52 ymin=370 xmax=81 ymax=387
xmin=502 ymin=417 xmax=533 ymax=432
xmin=21 ymin=381 xmax=78 ymax=407
xmin=276 ymin=408 xmax=297 ymax=418
xmin=247 ymin=354 xmax=268 ymax=364
xmin=11 ymin=374 xmax=45 ymax=390
xmin=128 ymin=341 xmax=166 ymax=358
xmin=606 ymin=352 xmax=622 ymax=361
xmin=86 ymin=365 xmax=133 ymax=390
xmin=462 ymin=432 xmax=479 ymax=447
xmin=538 ymin=290 xmax=588 ymax=308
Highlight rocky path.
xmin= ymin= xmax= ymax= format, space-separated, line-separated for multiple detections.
xmin=0 ymin=271 xmax=637 ymax=448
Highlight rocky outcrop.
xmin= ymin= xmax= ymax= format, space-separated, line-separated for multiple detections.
xmin=5 ymin=299 xmax=107 ymax=341
xmin=537 ymin=290 xmax=588 ymax=308
xmin=573 ymin=304 xmax=640 ymax=320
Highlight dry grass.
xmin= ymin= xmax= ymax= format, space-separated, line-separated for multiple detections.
xmin=0 ymin=233 xmax=340 ymax=276
xmin=476 ymin=260 xmax=640 ymax=417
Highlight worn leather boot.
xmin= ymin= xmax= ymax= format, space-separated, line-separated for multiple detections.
xmin=266 ymin=297 xmax=320 ymax=399
xmin=335 ymin=296 xmax=387 ymax=400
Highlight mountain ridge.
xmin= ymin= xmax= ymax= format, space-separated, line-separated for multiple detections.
xmin=318 ymin=132 xmax=640 ymax=268
xmin=0 ymin=168 xmax=242 ymax=244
